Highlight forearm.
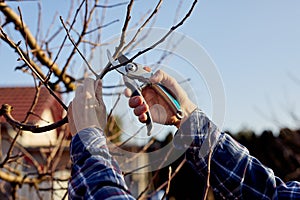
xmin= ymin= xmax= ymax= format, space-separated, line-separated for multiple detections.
xmin=177 ymin=109 xmax=300 ymax=199
xmin=69 ymin=128 xmax=135 ymax=199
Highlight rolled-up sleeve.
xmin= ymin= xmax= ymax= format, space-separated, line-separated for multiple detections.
xmin=68 ymin=127 xmax=135 ymax=200
xmin=176 ymin=108 xmax=300 ymax=199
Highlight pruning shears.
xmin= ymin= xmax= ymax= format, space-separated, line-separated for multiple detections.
xmin=107 ymin=50 xmax=183 ymax=136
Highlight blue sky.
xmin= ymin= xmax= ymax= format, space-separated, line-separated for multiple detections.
xmin=1 ymin=0 xmax=300 ymax=134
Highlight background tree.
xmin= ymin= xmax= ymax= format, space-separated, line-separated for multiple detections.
xmin=0 ymin=0 xmax=204 ymax=199
xmin=2 ymin=1 xmax=299 ymax=200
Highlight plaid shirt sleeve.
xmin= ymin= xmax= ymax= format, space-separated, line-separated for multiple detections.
xmin=175 ymin=108 xmax=300 ymax=199
xmin=68 ymin=127 xmax=135 ymax=200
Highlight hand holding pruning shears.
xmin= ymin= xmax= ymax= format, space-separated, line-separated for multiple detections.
xmin=127 ymin=69 xmax=197 ymax=129
xmin=107 ymin=50 xmax=196 ymax=134
xmin=68 ymin=50 xmax=196 ymax=137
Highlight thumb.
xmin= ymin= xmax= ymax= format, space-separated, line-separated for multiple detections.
xmin=150 ymin=70 xmax=178 ymax=89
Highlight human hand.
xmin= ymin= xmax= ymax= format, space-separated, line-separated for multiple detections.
xmin=126 ymin=70 xmax=197 ymax=128
xmin=68 ymin=78 xmax=107 ymax=136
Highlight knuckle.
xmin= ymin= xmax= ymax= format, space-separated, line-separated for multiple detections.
xmin=134 ymin=106 xmax=141 ymax=115
xmin=133 ymin=104 xmax=147 ymax=115
xmin=129 ymin=96 xmax=142 ymax=108
xmin=139 ymin=114 xmax=147 ymax=122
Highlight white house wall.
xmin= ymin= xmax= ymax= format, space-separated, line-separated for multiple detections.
xmin=9 ymin=108 xmax=58 ymax=147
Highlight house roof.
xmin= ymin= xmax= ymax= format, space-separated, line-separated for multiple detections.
xmin=0 ymin=86 xmax=63 ymax=125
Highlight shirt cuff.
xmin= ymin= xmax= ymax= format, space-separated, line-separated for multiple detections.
xmin=173 ymin=108 xmax=221 ymax=157
xmin=70 ymin=127 xmax=106 ymax=164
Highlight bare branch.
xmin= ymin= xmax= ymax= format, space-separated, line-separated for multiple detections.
xmin=117 ymin=126 xmax=144 ymax=148
xmin=17 ymin=6 xmax=29 ymax=58
xmin=121 ymin=0 xmax=163 ymax=53
xmin=121 ymin=138 xmax=155 ymax=172
xmin=99 ymin=0 xmax=198 ymax=78
xmin=35 ymin=2 xmax=42 ymax=44
xmin=60 ymin=16 xmax=98 ymax=77
xmin=0 ymin=2 xmax=76 ymax=90
xmin=203 ymin=138 xmax=213 ymax=199
xmin=114 ymin=0 xmax=134 ymax=57
xmin=137 ymin=147 xmax=175 ymax=199
xmin=127 ymin=0 xmax=198 ymax=64
xmin=0 ymin=104 xmax=68 ymax=133
xmin=0 ymin=170 xmax=50 ymax=186
xmin=9 ymin=139 xmax=42 ymax=173
xmin=0 ymin=27 xmax=47 ymax=81
xmin=95 ymin=2 xmax=129 ymax=8
xmin=149 ymin=159 xmax=186 ymax=198
xmin=85 ymin=19 xmax=119 ymax=35
xmin=0 ymin=28 xmax=68 ymax=112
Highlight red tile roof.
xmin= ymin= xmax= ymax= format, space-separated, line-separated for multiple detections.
xmin=0 ymin=86 xmax=63 ymax=126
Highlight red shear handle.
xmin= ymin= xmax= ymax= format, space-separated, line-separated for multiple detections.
xmin=125 ymin=82 xmax=153 ymax=136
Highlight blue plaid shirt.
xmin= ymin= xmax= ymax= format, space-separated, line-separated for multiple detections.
xmin=69 ymin=128 xmax=135 ymax=199
xmin=69 ymin=109 xmax=300 ymax=199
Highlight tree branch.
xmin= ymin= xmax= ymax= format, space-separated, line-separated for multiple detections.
xmin=0 ymin=2 xmax=76 ymax=91
xmin=60 ymin=16 xmax=98 ymax=77
xmin=95 ymin=2 xmax=129 ymax=8
xmin=99 ymin=0 xmax=198 ymax=79
xmin=0 ymin=170 xmax=50 ymax=186
xmin=121 ymin=0 xmax=163 ymax=53
xmin=0 ymin=27 xmax=68 ymax=110
xmin=0 ymin=104 xmax=68 ymax=133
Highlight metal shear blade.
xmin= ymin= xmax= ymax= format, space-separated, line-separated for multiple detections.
xmin=106 ymin=50 xmax=153 ymax=136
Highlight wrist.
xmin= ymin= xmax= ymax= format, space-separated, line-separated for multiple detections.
xmin=176 ymin=102 xmax=197 ymax=128
xmin=72 ymin=126 xmax=103 ymax=137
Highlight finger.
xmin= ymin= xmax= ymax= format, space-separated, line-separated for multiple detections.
xmin=133 ymin=104 xmax=148 ymax=116
xmin=149 ymin=69 xmax=164 ymax=83
xmin=129 ymin=96 xmax=143 ymax=108
xmin=83 ymin=78 xmax=96 ymax=99
xmin=67 ymin=102 xmax=73 ymax=116
xmin=94 ymin=79 xmax=103 ymax=103
xmin=143 ymin=66 xmax=152 ymax=72
xmin=124 ymin=88 xmax=132 ymax=97
xmin=74 ymin=85 xmax=84 ymax=100
xmin=150 ymin=70 xmax=176 ymax=86
xmin=67 ymin=102 xmax=77 ymax=135
xmin=138 ymin=113 xmax=147 ymax=123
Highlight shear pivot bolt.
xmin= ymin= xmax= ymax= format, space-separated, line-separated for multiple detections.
xmin=126 ymin=63 xmax=137 ymax=72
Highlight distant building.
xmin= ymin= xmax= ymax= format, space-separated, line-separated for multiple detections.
xmin=0 ymin=86 xmax=70 ymax=199
xmin=0 ymin=86 xmax=150 ymax=199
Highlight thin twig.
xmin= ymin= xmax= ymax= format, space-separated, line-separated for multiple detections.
xmin=114 ymin=0 xmax=134 ymax=57
xmin=137 ymin=146 xmax=176 ymax=199
xmin=203 ymin=137 xmax=213 ymax=200
xmin=98 ymin=0 xmax=135 ymax=79
xmin=121 ymin=0 xmax=163 ymax=53
xmin=100 ymin=0 xmax=198 ymax=78
xmin=107 ymin=93 xmax=122 ymax=120
xmin=0 ymin=82 xmax=41 ymax=167
xmin=7 ymin=136 xmax=41 ymax=173
xmin=17 ymin=6 xmax=29 ymax=58
xmin=85 ymin=19 xmax=119 ymax=35
xmin=0 ymin=2 xmax=76 ymax=90
xmin=150 ymin=158 xmax=186 ymax=197
xmin=35 ymin=2 xmax=42 ymax=44
xmin=121 ymin=138 xmax=155 ymax=169
xmin=0 ymin=27 xmax=67 ymax=109
xmin=95 ymin=2 xmax=129 ymax=8
xmin=60 ymin=16 xmax=98 ymax=77
xmin=124 ymin=0 xmax=198 ymax=64
xmin=161 ymin=166 xmax=172 ymax=200
xmin=117 ymin=126 xmax=144 ymax=148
